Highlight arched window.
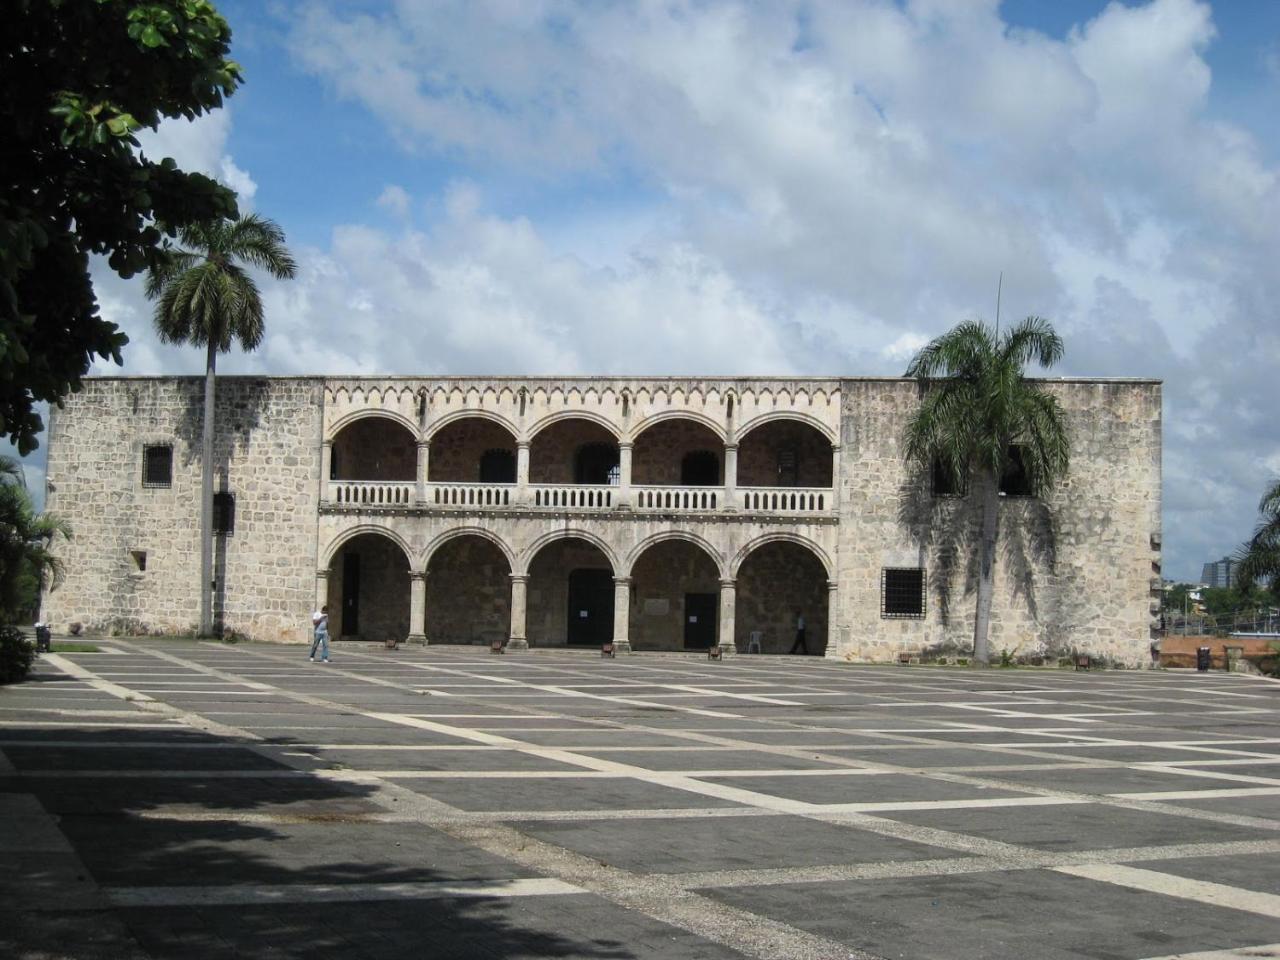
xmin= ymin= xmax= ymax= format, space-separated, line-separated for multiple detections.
xmin=681 ymin=450 xmax=720 ymax=486
xmin=575 ymin=443 xmax=620 ymax=484
xmin=479 ymin=448 xmax=516 ymax=483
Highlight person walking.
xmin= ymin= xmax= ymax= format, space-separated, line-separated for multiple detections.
xmin=310 ymin=605 xmax=331 ymax=663
xmin=789 ymin=609 xmax=809 ymax=655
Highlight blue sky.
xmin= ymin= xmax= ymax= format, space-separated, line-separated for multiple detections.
xmin=12 ymin=0 xmax=1280 ymax=582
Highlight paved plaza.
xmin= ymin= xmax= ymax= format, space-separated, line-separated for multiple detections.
xmin=2 ymin=643 xmax=1278 ymax=960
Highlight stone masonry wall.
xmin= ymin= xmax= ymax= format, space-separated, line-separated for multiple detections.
xmin=629 ymin=540 xmax=722 ymax=650
xmin=738 ymin=420 xmax=834 ymax=487
xmin=332 ymin=418 xmax=415 ymax=481
xmin=325 ymin=533 xmax=410 ymax=641
xmin=632 ymin=419 xmax=723 ymax=485
xmin=425 ymin=536 xmax=511 ymax=644
xmin=527 ymin=539 xmax=614 ymax=646
xmin=44 ymin=377 xmax=323 ymax=642
xmin=735 ymin=541 xmax=829 ymax=654
xmin=430 ymin=419 xmax=517 ymax=482
xmin=529 ymin=420 xmax=617 ymax=483
xmin=833 ymin=378 xmax=1161 ymax=666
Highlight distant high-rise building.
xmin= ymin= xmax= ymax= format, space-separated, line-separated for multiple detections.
xmin=1201 ymin=557 xmax=1236 ymax=589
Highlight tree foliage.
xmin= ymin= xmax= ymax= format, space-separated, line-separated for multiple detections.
xmin=1237 ymin=478 xmax=1280 ymax=593
xmin=0 ymin=457 xmax=71 ymax=624
xmin=146 ymin=213 xmax=295 ymax=635
xmin=1 ymin=0 xmax=242 ymax=454
xmin=903 ymin=318 xmax=1071 ymax=665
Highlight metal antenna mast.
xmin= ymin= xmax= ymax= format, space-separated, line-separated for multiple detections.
xmin=995 ymin=271 xmax=1003 ymax=336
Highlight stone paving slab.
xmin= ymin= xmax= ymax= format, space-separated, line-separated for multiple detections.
xmin=117 ymin=896 xmax=749 ymax=960
xmin=393 ymin=775 xmax=749 ymax=812
xmin=701 ymin=772 xmax=1039 ymax=805
xmin=513 ymin=814 xmax=969 ymax=873
xmin=4 ymin=643 xmax=1279 ymax=960
xmin=877 ymin=800 xmax=1275 ymax=851
xmin=60 ymin=817 xmax=527 ymax=887
xmin=697 ymin=868 xmax=1280 ymax=960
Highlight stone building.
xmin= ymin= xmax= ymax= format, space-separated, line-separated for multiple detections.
xmin=42 ymin=375 xmax=1162 ymax=664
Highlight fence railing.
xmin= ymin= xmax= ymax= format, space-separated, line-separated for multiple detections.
xmin=429 ymin=483 xmax=514 ymax=508
xmin=529 ymin=484 xmax=614 ymax=509
xmin=738 ymin=486 xmax=831 ymax=513
xmin=633 ymin=485 xmax=720 ymax=512
xmin=328 ymin=480 xmax=415 ymax=506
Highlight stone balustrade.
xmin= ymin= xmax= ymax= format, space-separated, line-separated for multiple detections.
xmin=530 ymin=484 xmax=615 ymax=509
xmin=430 ymin=483 xmax=514 ymax=508
xmin=633 ymin=485 xmax=720 ymax=512
xmin=739 ymin=487 xmax=831 ymax=513
xmin=329 ymin=480 xmax=415 ymax=506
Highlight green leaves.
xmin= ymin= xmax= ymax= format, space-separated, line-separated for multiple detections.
xmin=3 ymin=0 xmax=242 ymax=453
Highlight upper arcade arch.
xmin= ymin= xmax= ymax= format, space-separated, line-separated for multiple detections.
xmin=422 ymin=526 xmax=517 ymax=574
xmin=736 ymin=414 xmax=836 ymax=489
xmin=624 ymin=530 xmax=726 ymax=579
xmin=520 ymin=529 xmax=619 ymax=577
xmin=320 ymin=524 xmax=414 ymax=570
xmin=730 ymin=532 xmax=833 ymax=580
xmin=424 ymin=409 xmax=520 ymax=445
xmin=330 ymin=415 xmax=417 ymax=482
xmin=427 ymin=415 xmax=519 ymax=483
xmin=736 ymin=410 xmax=838 ymax=446
xmin=628 ymin=410 xmax=726 ymax=444
xmin=526 ymin=410 xmax=623 ymax=442
xmin=327 ymin=408 xmax=419 ymax=444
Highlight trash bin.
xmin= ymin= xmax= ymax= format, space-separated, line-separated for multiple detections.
xmin=34 ymin=623 xmax=51 ymax=653
xmin=1196 ymin=646 xmax=1211 ymax=672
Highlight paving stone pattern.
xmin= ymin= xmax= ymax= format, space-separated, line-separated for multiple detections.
xmin=2 ymin=642 xmax=1278 ymax=960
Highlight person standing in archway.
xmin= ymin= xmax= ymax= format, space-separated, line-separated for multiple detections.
xmin=789 ymin=609 xmax=808 ymax=655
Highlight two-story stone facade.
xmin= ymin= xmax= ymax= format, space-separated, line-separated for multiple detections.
xmin=42 ymin=375 xmax=1162 ymax=664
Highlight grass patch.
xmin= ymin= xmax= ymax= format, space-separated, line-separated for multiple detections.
xmin=47 ymin=642 xmax=101 ymax=653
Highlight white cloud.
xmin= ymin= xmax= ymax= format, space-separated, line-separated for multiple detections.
xmin=376 ymin=184 xmax=412 ymax=219
xmin=135 ymin=109 xmax=258 ymax=207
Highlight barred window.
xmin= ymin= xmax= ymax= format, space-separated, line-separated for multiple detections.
xmin=143 ymin=445 xmax=172 ymax=488
xmin=1000 ymin=445 xmax=1034 ymax=497
xmin=213 ymin=492 xmax=235 ymax=535
xmin=882 ymin=568 xmax=926 ymax=619
xmin=931 ymin=458 xmax=965 ymax=497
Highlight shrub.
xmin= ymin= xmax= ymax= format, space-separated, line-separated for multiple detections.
xmin=0 ymin=625 xmax=35 ymax=684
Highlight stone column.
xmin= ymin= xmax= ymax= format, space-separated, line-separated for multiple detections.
xmin=617 ymin=442 xmax=633 ymax=509
xmin=319 ymin=441 xmax=333 ymax=502
xmin=830 ymin=444 xmax=841 ymax=510
xmin=515 ymin=441 xmax=530 ymax=505
xmin=717 ymin=578 xmax=737 ymax=657
xmin=824 ymin=579 xmax=839 ymax=658
xmin=314 ymin=569 xmax=329 ymax=610
xmin=408 ymin=572 xmax=427 ymax=645
xmin=507 ymin=574 xmax=529 ymax=651
xmin=612 ymin=577 xmax=632 ymax=653
xmin=416 ymin=440 xmax=430 ymax=504
xmin=723 ymin=443 xmax=738 ymax=511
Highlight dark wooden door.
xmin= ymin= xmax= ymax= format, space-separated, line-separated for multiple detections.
xmin=567 ymin=569 xmax=613 ymax=645
xmin=342 ymin=552 xmax=360 ymax=636
xmin=683 ymin=593 xmax=717 ymax=649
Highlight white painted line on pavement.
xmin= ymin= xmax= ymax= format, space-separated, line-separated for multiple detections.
xmin=1056 ymin=864 xmax=1280 ymax=918
xmin=102 ymin=877 xmax=586 ymax=907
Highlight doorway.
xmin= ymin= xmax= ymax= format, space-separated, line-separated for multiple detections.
xmin=567 ymin=569 xmax=614 ymax=645
xmin=683 ymin=592 xmax=717 ymax=649
xmin=342 ymin=552 xmax=360 ymax=636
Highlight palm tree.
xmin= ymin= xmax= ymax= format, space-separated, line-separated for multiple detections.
xmin=145 ymin=215 xmax=296 ymax=636
xmin=1237 ymin=479 xmax=1280 ymax=593
xmin=903 ymin=318 xmax=1071 ymax=665
xmin=0 ymin=456 xmax=71 ymax=623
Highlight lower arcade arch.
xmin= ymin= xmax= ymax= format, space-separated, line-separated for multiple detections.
xmin=426 ymin=533 xmax=512 ymax=645
xmin=526 ymin=537 xmax=617 ymax=646
xmin=734 ymin=540 xmax=829 ymax=655
xmin=325 ymin=532 xmax=411 ymax=641
xmin=627 ymin=538 xmax=722 ymax=651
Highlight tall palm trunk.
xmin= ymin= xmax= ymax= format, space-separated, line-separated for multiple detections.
xmin=973 ymin=469 xmax=999 ymax=666
xmin=199 ymin=340 xmax=216 ymax=636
